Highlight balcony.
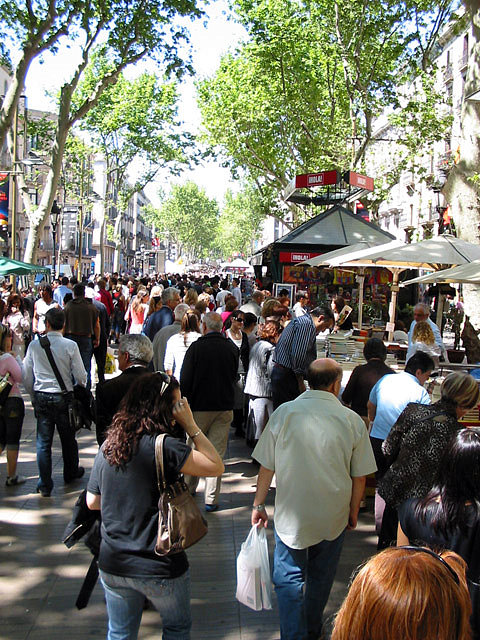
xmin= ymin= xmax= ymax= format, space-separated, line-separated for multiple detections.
xmin=444 ymin=64 xmax=453 ymax=83
xmin=460 ymin=51 xmax=469 ymax=71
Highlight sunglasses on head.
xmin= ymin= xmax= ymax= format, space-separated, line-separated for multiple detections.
xmin=155 ymin=371 xmax=171 ymax=396
xmin=398 ymin=546 xmax=460 ymax=585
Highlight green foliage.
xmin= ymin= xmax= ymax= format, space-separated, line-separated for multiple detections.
xmin=196 ymin=0 xmax=456 ymax=228
xmin=214 ymin=185 xmax=265 ymax=257
xmin=152 ymin=182 xmax=219 ymax=259
xmin=78 ymin=50 xmax=193 ymax=211
xmin=63 ymin=135 xmax=95 ymax=204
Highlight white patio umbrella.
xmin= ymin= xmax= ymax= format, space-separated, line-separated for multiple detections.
xmin=298 ymin=240 xmax=397 ymax=328
xmin=326 ymin=235 xmax=480 ymax=340
xmin=402 ymin=259 xmax=480 ymax=286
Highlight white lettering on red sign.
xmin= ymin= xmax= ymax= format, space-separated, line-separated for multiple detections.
xmin=292 ymin=254 xmax=309 ymax=261
xmin=307 ymin=175 xmax=324 ymax=185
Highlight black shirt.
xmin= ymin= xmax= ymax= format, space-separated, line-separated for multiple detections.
xmin=399 ymin=498 xmax=480 ymax=583
xmin=87 ymin=434 xmax=191 ymax=578
xmin=342 ymin=360 xmax=394 ymax=417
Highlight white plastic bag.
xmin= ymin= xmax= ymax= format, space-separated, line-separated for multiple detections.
xmin=236 ymin=524 xmax=272 ymax=610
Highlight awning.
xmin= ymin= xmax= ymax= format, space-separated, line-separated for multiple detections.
xmin=0 ymin=258 xmax=51 ymax=276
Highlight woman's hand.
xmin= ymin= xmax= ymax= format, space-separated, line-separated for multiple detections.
xmin=172 ymin=397 xmax=196 ymax=433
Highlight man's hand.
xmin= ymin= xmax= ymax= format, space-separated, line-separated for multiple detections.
xmin=252 ymin=508 xmax=268 ymax=528
xmin=347 ymin=509 xmax=358 ymax=530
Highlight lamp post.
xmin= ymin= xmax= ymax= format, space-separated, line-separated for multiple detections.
xmin=50 ymin=200 xmax=61 ymax=278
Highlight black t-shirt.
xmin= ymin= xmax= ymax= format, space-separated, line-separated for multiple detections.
xmin=87 ymin=434 xmax=191 ymax=578
xmin=342 ymin=360 xmax=395 ymax=417
xmin=398 ymin=498 xmax=480 ymax=583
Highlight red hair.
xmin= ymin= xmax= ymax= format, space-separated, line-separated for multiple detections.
xmin=331 ymin=547 xmax=471 ymax=640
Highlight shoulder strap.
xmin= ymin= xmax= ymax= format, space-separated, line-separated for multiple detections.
xmin=39 ymin=335 xmax=68 ymax=393
xmin=154 ymin=434 xmax=167 ymax=493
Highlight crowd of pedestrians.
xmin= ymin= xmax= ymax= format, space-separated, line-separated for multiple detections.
xmin=0 ymin=270 xmax=479 ymax=639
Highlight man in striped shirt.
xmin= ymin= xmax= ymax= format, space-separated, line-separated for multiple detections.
xmin=271 ymin=306 xmax=334 ymax=409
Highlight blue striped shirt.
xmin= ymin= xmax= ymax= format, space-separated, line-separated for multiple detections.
xmin=273 ymin=314 xmax=317 ymax=375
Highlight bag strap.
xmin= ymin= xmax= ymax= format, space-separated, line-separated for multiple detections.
xmin=39 ymin=335 xmax=68 ymax=394
xmin=154 ymin=434 xmax=168 ymax=493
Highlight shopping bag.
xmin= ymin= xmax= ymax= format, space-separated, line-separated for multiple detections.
xmin=105 ymin=348 xmax=116 ymax=375
xmin=236 ymin=524 xmax=272 ymax=611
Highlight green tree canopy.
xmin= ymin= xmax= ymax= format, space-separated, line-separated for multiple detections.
xmin=197 ymin=0 xmax=456 ymax=226
xmin=151 ymin=182 xmax=219 ymax=260
xmin=214 ymin=184 xmax=265 ymax=257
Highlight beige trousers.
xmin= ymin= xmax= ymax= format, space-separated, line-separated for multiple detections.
xmin=185 ymin=410 xmax=233 ymax=505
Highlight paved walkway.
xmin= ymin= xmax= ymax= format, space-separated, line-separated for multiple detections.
xmin=0 ymin=392 xmax=378 ymax=639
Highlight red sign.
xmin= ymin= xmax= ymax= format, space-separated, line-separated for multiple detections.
xmin=345 ymin=171 xmax=374 ymax=192
xmin=279 ymin=252 xmax=322 ymax=263
xmin=295 ymin=171 xmax=339 ymax=189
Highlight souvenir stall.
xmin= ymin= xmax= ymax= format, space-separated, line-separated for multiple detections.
xmin=251 ymin=203 xmax=395 ymax=310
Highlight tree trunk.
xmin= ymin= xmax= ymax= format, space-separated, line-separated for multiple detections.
xmin=1 ymin=47 xmax=41 ymax=150
xmin=444 ymin=3 xmax=480 ymax=327
xmin=23 ymin=104 xmax=70 ymax=264
xmin=113 ymin=211 xmax=122 ymax=272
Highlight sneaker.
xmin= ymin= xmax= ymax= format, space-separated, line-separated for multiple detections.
xmin=5 ymin=475 xmax=26 ymax=487
xmin=205 ymin=504 xmax=219 ymax=513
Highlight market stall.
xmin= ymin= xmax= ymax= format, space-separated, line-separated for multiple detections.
xmin=250 ymin=204 xmax=395 ymax=307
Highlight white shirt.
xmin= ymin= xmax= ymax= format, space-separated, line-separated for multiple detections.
xmin=292 ymin=302 xmax=308 ymax=318
xmin=22 ymin=331 xmax=87 ymax=395
xmin=231 ymin=286 xmax=242 ymax=306
xmin=164 ymin=331 xmax=202 ymax=378
xmin=253 ymin=390 xmax=377 ymax=549
xmin=215 ymin=289 xmax=230 ymax=309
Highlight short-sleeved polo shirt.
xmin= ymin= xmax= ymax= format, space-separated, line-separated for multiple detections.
xmin=253 ymin=390 xmax=377 ymax=549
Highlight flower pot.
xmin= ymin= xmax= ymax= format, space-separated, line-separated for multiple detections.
xmin=447 ymin=349 xmax=466 ymax=364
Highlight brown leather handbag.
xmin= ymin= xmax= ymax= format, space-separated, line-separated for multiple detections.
xmin=154 ymin=434 xmax=208 ymax=556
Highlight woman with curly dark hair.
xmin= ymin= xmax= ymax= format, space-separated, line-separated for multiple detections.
xmin=86 ymin=372 xmax=223 ymax=640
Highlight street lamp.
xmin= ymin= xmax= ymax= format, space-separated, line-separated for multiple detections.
xmin=50 ymin=200 xmax=61 ymax=278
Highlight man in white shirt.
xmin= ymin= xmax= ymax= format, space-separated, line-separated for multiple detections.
xmin=240 ymin=290 xmax=264 ymax=317
xmin=23 ymin=307 xmax=87 ymax=497
xmin=215 ymin=279 xmax=230 ymax=310
xmin=251 ymin=359 xmax=376 ymax=640
xmin=291 ymin=290 xmax=309 ymax=318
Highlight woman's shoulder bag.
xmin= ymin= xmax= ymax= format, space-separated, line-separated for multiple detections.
xmin=154 ymin=434 xmax=208 ymax=555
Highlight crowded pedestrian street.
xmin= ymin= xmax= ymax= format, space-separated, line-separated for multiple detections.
xmin=0 ymin=387 xmax=378 ymax=640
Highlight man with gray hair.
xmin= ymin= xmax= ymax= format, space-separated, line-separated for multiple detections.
xmin=181 ymin=312 xmax=239 ymax=511
xmin=95 ymin=334 xmax=153 ymax=446
xmin=408 ymin=302 xmax=446 ymax=358
xmin=240 ymin=290 xmax=264 ymax=317
xmin=142 ymin=287 xmax=181 ymax=342
xmin=152 ymin=303 xmax=189 ymax=371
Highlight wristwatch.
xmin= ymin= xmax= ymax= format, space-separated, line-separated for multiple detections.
xmin=253 ymin=503 xmax=266 ymax=512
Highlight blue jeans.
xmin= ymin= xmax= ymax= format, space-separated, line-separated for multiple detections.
xmin=65 ymin=334 xmax=93 ymax=389
xmin=273 ymin=529 xmax=346 ymax=640
xmin=34 ymin=391 xmax=79 ymax=493
xmin=99 ymin=569 xmax=191 ymax=640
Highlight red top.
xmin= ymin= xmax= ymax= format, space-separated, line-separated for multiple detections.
xmin=96 ymin=289 xmax=114 ymax=316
